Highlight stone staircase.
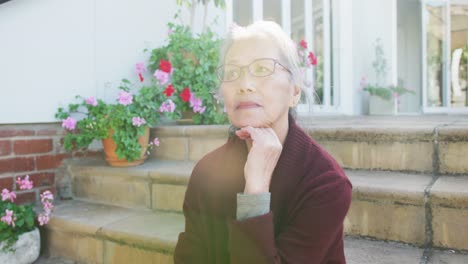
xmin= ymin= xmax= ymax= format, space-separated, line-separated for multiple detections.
xmin=40 ymin=115 xmax=468 ymax=264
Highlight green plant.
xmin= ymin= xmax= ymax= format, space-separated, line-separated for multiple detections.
xmin=55 ymin=62 xmax=176 ymax=161
xmin=147 ymin=18 xmax=228 ymax=125
xmin=1 ymin=176 xmax=53 ymax=252
xmin=362 ymin=38 xmax=414 ymax=101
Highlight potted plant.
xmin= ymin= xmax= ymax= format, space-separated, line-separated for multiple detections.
xmin=147 ymin=18 xmax=228 ymax=125
xmin=361 ymin=38 xmax=414 ymax=115
xmin=55 ymin=62 xmax=177 ymax=167
xmin=0 ymin=175 xmax=54 ymax=263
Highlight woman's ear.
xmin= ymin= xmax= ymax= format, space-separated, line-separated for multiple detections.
xmin=290 ymin=85 xmax=302 ymax=107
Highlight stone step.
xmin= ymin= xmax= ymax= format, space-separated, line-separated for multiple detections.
xmin=61 ymin=157 xmax=468 ymax=250
xmin=62 ymin=158 xmax=194 ymax=212
xmin=152 ymin=116 xmax=468 ymax=174
xmin=41 ymin=200 xmax=468 ymax=264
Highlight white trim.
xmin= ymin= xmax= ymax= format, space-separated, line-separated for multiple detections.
xmin=225 ymin=0 xmax=233 ymax=30
xmin=391 ymin=0 xmax=398 ymax=86
xmin=423 ymin=107 xmax=468 ymax=114
xmin=281 ymin=0 xmax=291 ymax=36
xmin=444 ymin=2 xmax=451 ymax=107
xmin=253 ymin=0 xmax=263 ymax=21
xmin=323 ymin=0 xmax=331 ymax=106
xmin=421 ymin=0 xmax=428 ymax=111
xmin=337 ymin=0 xmax=353 ymax=114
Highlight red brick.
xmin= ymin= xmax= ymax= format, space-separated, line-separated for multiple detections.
xmin=0 ymin=140 xmax=11 ymax=156
xmin=0 ymin=176 xmax=13 ymax=190
xmin=20 ymin=172 xmax=55 ymax=188
xmin=14 ymin=139 xmax=53 ymax=155
xmin=0 ymin=157 xmax=35 ymax=174
xmin=0 ymin=128 xmax=35 ymax=137
xmin=36 ymin=154 xmax=70 ymax=170
xmin=15 ymin=191 xmax=36 ymax=205
xmin=37 ymin=128 xmax=64 ymax=136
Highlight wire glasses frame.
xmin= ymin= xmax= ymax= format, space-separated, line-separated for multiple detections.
xmin=217 ymin=58 xmax=291 ymax=82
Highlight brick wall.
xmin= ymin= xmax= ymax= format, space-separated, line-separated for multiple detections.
xmin=0 ymin=123 xmax=100 ymax=204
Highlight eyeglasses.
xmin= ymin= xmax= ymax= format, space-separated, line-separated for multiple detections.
xmin=217 ymin=58 xmax=291 ymax=82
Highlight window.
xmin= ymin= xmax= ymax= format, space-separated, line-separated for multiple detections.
xmin=227 ymin=0 xmax=338 ymax=113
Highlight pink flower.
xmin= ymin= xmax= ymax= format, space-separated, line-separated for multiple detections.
xmin=159 ymin=99 xmax=176 ymax=113
xmin=62 ymin=117 xmax=77 ymax=131
xmin=189 ymin=95 xmax=206 ymax=114
xmin=392 ymin=92 xmax=399 ymax=98
xmin=42 ymin=201 xmax=54 ymax=214
xmin=1 ymin=209 xmax=16 ymax=227
xmin=299 ymin=39 xmax=308 ymax=49
xmin=38 ymin=213 xmax=50 ymax=226
xmin=136 ymin=62 xmax=147 ymax=82
xmin=118 ymin=91 xmax=133 ymax=105
xmin=16 ymin=175 xmax=33 ymax=190
xmin=40 ymin=190 xmax=54 ymax=203
xmin=1 ymin=189 xmax=16 ymax=202
xmin=308 ymin=52 xmax=317 ymax=66
xmin=136 ymin=62 xmax=147 ymax=74
xmin=85 ymin=96 xmax=98 ymax=106
xmin=360 ymin=76 xmax=367 ymax=88
xmin=132 ymin=117 xmax=146 ymax=127
xmin=154 ymin=70 xmax=170 ymax=85
xmin=153 ymin=138 xmax=160 ymax=146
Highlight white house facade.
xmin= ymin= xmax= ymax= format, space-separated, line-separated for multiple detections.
xmin=1 ymin=0 xmax=468 ymax=124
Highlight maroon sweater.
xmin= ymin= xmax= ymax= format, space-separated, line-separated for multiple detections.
xmin=174 ymin=116 xmax=352 ymax=263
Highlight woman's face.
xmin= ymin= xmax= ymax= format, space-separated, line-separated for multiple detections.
xmin=220 ymin=37 xmax=299 ymax=129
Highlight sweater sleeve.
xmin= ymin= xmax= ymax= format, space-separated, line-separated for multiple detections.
xmin=228 ymin=171 xmax=352 ymax=264
xmin=236 ymin=192 xmax=271 ymax=221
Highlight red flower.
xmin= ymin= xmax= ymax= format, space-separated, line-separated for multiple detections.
xmin=180 ymin=87 xmax=191 ymax=102
xmin=138 ymin=73 xmax=144 ymax=82
xmin=164 ymin=84 xmax=175 ymax=97
xmin=299 ymin=39 xmax=308 ymax=49
xmin=308 ymin=52 xmax=317 ymax=66
xmin=159 ymin=59 xmax=172 ymax=73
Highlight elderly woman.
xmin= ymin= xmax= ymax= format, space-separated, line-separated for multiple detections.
xmin=174 ymin=21 xmax=352 ymax=264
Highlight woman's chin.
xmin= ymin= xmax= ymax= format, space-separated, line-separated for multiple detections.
xmin=230 ymin=118 xmax=268 ymax=128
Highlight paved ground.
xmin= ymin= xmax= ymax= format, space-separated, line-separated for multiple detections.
xmin=34 ymin=236 xmax=468 ymax=264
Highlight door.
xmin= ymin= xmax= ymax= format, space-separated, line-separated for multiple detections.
xmin=422 ymin=0 xmax=468 ymax=112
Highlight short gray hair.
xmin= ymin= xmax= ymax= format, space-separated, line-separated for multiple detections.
xmin=219 ymin=20 xmax=304 ymax=93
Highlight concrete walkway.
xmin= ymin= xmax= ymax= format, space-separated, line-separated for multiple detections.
xmin=35 ymin=236 xmax=468 ymax=264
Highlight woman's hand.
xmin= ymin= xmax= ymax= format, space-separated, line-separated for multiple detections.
xmin=236 ymin=126 xmax=283 ymax=194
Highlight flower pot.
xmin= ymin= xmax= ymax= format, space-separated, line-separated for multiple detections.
xmin=369 ymin=95 xmax=397 ymax=115
xmin=102 ymin=127 xmax=150 ymax=167
xmin=176 ymin=110 xmax=196 ymax=125
xmin=0 ymin=228 xmax=40 ymax=264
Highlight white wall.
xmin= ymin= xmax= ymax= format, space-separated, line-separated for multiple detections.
xmin=352 ymin=0 xmax=397 ymax=114
xmin=0 ymin=0 xmax=226 ymax=124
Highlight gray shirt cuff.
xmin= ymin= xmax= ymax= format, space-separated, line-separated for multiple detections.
xmin=236 ymin=192 xmax=271 ymax=221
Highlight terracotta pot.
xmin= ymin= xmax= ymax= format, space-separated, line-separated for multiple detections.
xmin=0 ymin=228 xmax=40 ymax=264
xmin=102 ymin=127 xmax=150 ymax=167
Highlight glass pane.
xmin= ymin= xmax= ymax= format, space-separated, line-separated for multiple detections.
xmin=425 ymin=3 xmax=447 ymax=107
xmin=450 ymin=4 xmax=468 ymax=107
xmin=263 ymin=0 xmax=282 ymax=23
xmin=313 ymin=0 xmax=324 ymax=104
xmin=233 ymin=0 xmax=253 ymax=26
xmin=291 ymin=0 xmax=305 ymax=41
